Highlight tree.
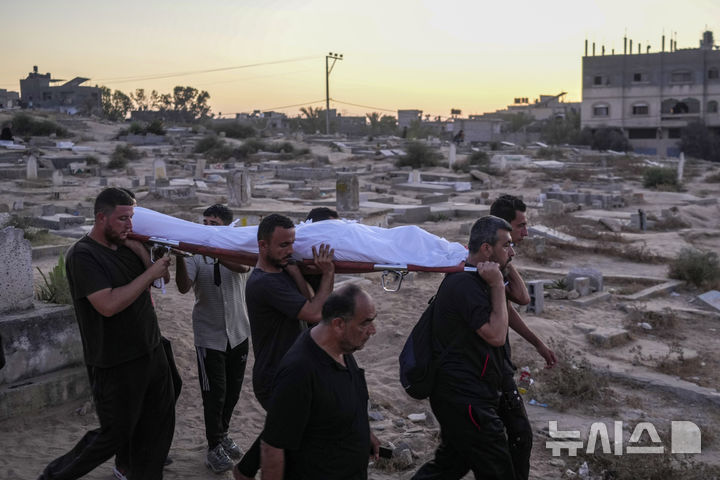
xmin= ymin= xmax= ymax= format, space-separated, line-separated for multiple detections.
xmin=298 ymin=106 xmax=323 ymax=133
xmin=100 ymin=86 xmax=133 ymax=121
xmin=680 ymin=121 xmax=720 ymax=162
xmin=130 ymin=88 xmax=150 ymax=111
xmin=578 ymin=126 xmax=631 ymax=152
xmin=541 ymin=110 xmax=581 ymax=145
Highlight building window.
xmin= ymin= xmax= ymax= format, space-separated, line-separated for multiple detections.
xmin=709 ymin=68 xmax=719 ymax=79
xmin=708 ymin=101 xmax=718 ymax=113
xmin=632 ymin=72 xmax=648 ymax=82
xmin=632 ymin=103 xmax=649 ymax=115
xmin=670 ymin=70 xmax=693 ymax=83
xmin=593 ymin=104 xmax=609 ymax=117
xmin=662 ymin=98 xmax=700 ymax=114
xmin=593 ymin=75 xmax=609 ymax=86
xmin=628 ymin=128 xmax=657 ymax=139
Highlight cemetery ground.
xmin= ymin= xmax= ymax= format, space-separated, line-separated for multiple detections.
xmin=2 ymin=111 xmax=720 ymax=479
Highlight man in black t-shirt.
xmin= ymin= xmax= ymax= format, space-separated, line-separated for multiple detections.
xmin=490 ymin=194 xmax=557 ymax=480
xmin=261 ymin=284 xmax=380 ymax=480
xmin=413 ymin=215 xmax=516 ymax=480
xmin=234 ymin=213 xmax=335 ymax=480
xmin=38 ymin=188 xmax=174 ymax=480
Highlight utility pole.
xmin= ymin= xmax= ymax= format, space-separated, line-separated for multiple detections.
xmin=325 ymin=52 xmax=343 ymax=135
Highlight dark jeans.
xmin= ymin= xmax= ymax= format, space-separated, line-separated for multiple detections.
xmin=498 ymin=374 xmax=532 ymax=480
xmin=412 ymin=397 xmax=515 ymax=480
xmin=197 ymin=339 xmax=249 ymax=448
xmin=39 ymin=344 xmax=175 ymax=480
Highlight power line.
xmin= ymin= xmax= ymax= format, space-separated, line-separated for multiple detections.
xmin=93 ymin=56 xmax=319 ymax=84
xmin=331 ymin=98 xmax=395 ymax=113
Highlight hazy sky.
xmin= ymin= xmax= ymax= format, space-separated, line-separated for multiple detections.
xmin=2 ymin=0 xmax=719 ymax=118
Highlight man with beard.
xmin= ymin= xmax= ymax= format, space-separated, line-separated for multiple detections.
xmin=412 ymin=215 xmax=516 ymax=479
xmin=39 ymin=187 xmax=174 ymax=480
xmin=490 ymin=194 xmax=557 ymax=480
xmin=234 ymin=213 xmax=334 ymax=480
xmin=260 ymin=284 xmax=380 ymax=479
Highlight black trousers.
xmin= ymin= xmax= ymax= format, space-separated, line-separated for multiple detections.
xmin=115 ymin=336 xmax=182 ymax=471
xmin=39 ymin=345 xmax=175 ymax=480
xmin=197 ymin=339 xmax=249 ymax=448
xmin=235 ymin=392 xmax=270 ymax=477
xmin=412 ymin=397 xmax=515 ymax=480
xmin=498 ymin=374 xmax=532 ymax=480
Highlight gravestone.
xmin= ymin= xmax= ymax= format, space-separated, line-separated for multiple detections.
xmin=227 ymin=168 xmax=252 ymax=207
xmin=408 ymin=170 xmax=421 ymax=184
xmin=336 ymin=173 xmax=359 ymax=212
xmin=543 ymin=199 xmax=564 ymax=216
xmin=0 ymin=227 xmax=33 ymax=313
xmin=567 ymin=267 xmax=603 ymax=292
xmin=677 ymin=152 xmax=685 ymax=184
xmin=51 ymin=170 xmax=63 ymax=187
xmin=26 ymin=155 xmax=38 ymax=180
xmin=573 ymin=277 xmax=591 ymax=297
xmin=153 ymin=158 xmax=167 ymax=180
xmin=195 ymin=158 xmax=206 ymax=178
xmin=526 ymin=280 xmax=545 ymax=314
xmin=449 ymin=143 xmax=456 ymax=168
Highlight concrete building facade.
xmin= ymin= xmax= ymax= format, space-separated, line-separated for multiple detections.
xmin=20 ymin=66 xmax=101 ymax=115
xmin=0 ymin=89 xmax=20 ymax=109
xmin=582 ymin=31 xmax=720 ymax=156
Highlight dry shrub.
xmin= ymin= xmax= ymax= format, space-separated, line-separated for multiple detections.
xmin=535 ymin=340 xmax=611 ymax=411
xmin=669 ymin=247 xmax=720 ymax=289
xmin=624 ymin=307 xmax=678 ymax=338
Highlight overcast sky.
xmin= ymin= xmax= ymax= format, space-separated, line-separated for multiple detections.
xmin=2 ymin=0 xmax=719 ymax=118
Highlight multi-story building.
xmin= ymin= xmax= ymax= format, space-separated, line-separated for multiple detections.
xmin=19 ymin=65 xmax=101 ymax=115
xmin=0 ymin=89 xmax=20 ymax=109
xmin=582 ymin=31 xmax=720 ymax=156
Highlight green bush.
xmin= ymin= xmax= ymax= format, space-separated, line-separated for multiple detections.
xmin=669 ymin=247 xmax=720 ymax=288
xmin=36 ymin=254 xmax=72 ymax=305
xmin=396 ymin=141 xmax=441 ymax=168
xmin=452 ymin=150 xmax=492 ymax=173
xmin=108 ymin=144 xmax=140 ymax=169
xmin=209 ymin=122 xmax=256 ymax=139
xmin=194 ymin=135 xmax=224 ymax=154
xmin=12 ymin=113 xmax=68 ymax=137
xmin=643 ymin=167 xmax=678 ymax=188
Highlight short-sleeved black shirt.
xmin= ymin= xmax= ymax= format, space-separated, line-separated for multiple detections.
xmin=432 ymin=272 xmax=506 ymax=403
xmin=263 ymin=330 xmax=370 ymax=480
xmin=245 ymin=268 xmax=307 ymax=406
xmin=65 ymin=236 xmax=160 ymax=368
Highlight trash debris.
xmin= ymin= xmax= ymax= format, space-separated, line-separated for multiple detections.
xmin=517 ymin=366 xmax=534 ymax=395
xmin=528 ymin=399 xmax=548 ymax=408
xmin=407 ymin=413 xmax=426 ymax=422
xmin=578 ymin=461 xmax=590 ymax=478
xmin=638 ymin=322 xmax=653 ymax=330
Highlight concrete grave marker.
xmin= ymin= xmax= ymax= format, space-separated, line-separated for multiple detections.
xmin=677 ymin=152 xmax=685 ymax=183
xmin=449 ymin=143 xmax=456 ymax=168
xmin=336 ymin=173 xmax=359 ymax=212
xmin=153 ymin=158 xmax=167 ymax=180
xmin=195 ymin=158 xmax=206 ymax=178
xmin=227 ymin=168 xmax=252 ymax=207
xmin=697 ymin=290 xmax=720 ymax=312
xmin=26 ymin=155 xmax=38 ymax=180
xmin=52 ymin=170 xmax=63 ymax=187
xmin=567 ymin=267 xmax=603 ymax=292
xmin=0 ymin=227 xmax=33 ymax=313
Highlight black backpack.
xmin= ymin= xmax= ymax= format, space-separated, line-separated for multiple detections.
xmin=398 ymin=294 xmax=438 ymax=400
xmin=399 ymin=288 xmax=462 ymax=400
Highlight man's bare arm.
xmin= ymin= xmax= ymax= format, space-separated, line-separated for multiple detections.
xmin=219 ymin=257 xmax=250 ymax=273
xmin=475 ymin=262 xmax=509 ymax=347
xmin=285 ymin=262 xmax=313 ymax=300
xmin=260 ymin=440 xmax=284 ymax=480
xmin=175 ymin=257 xmax=193 ymax=294
xmin=296 ymin=244 xmax=335 ymax=324
xmin=508 ymin=305 xmax=557 ymax=368
xmin=504 ymin=263 xmax=530 ymax=305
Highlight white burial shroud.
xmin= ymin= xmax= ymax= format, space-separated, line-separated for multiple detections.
xmin=131 ymin=207 xmax=468 ymax=268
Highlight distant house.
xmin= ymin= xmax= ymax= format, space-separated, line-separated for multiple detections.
xmin=453 ymin=118 xmax=503 ymax=143
xmin=335 ymin=114 xmax=367 ymax=136
xmin=19 ymin=65 xmax=101 ymax=115
xmin=582 ymin=30 xmax=720 ymax=156
xmin=397 ymin=109 xmax=423 ymax=130
xmin=505 ymin=93 xmax=580 ymax=121
xmin=0 ymin=89 xmax=20 ymax=109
